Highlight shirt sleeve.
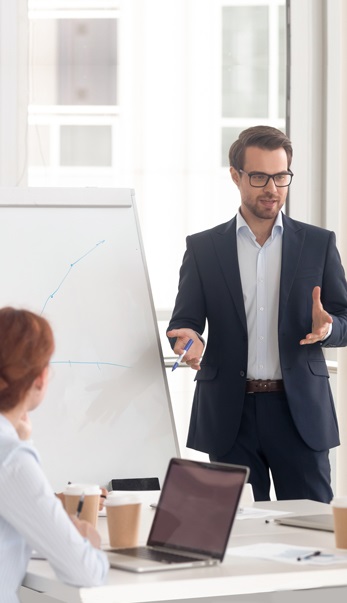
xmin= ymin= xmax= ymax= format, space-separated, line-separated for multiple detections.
xmin=0 ymin=444 xmax=109 ymax=587
xmin=167 ymin=236 xmax=208 ymax=339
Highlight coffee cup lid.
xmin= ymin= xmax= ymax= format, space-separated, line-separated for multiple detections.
xmin=104 ymin=492 xmax=142 ymax=506
xmin=63 ymin=483 xmax=101 ymax=496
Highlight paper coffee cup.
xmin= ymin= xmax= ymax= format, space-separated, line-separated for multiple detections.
xmin=331 ymin=497 xmax=347 ymax=549
xmin=104 ymin=492 xmax=141 ymax=548
xmin=64 ymin=483 xmax=101 ymax=527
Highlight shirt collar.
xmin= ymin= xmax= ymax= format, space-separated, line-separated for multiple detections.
xmin=236 ymin=209 xmax=283 ymax=240
xmin=0 ymin=413 xmax=19 ymax=438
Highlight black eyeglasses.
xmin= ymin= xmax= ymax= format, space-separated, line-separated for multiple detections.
xmin=239 ymin=169 xmax=294 ymax=188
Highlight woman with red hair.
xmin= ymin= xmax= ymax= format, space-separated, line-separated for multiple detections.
xmin=0 ymin=307 xmax=108 ymax=603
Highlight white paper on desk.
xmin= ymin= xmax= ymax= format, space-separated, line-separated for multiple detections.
xmin=236 ymin=507 xmax=292 ymax=520
xmin=227 ymin=542 xmax=347 ymax=565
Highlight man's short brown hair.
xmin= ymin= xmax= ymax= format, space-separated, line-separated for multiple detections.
xmin=228 ymin=125 xmax=293 ymax=170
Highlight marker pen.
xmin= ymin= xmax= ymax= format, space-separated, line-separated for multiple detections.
xmin=172 ymin=338 xmax=194 ymax=371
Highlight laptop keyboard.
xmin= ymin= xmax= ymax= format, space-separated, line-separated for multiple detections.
xmin=118 ymin=546 xmax=199 ymax=564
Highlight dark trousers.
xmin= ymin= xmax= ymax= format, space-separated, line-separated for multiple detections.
xmin=210 ymin=392 xmax=333 ymax=503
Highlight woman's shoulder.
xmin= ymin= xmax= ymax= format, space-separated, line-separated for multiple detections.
xmin=0 ymin=435 xmax=40 ymax=468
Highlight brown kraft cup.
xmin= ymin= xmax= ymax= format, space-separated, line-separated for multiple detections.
xmin=63 ymin=483 xmax=101 ymax=527
xmin=104 ymin=493 xmax=142 ymax=548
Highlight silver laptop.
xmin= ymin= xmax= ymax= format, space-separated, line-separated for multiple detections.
xmin=274 ymin=514 xmax=334 ymax=532
xmin=107 ymin=457 xmax=249 ymax=573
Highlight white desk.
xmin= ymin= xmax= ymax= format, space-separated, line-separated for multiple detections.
xmin=20 ymin=499 xmax=347 ymax=603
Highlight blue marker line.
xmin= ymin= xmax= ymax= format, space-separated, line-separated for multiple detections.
xmin=41 ymin=240 xmax=106 ymax=314
xmin=51 ymin=360 xmax=130 ymax=369
xmin=172 ymin=338 xmax=194 ymax=372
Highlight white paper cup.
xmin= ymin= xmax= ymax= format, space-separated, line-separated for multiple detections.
xmin=104 ymin=492 xmax=142 ymax=548
xmin=63 ymin=483 xmax=101 ymax=527
xmin=331 ymin=497 xmax=347 ymax=549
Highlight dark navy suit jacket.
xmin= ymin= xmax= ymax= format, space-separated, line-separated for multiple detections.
xmin=168 ymin=214 xmax=347 ymax=456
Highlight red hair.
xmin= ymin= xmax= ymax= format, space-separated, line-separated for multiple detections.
xmin=0 ymin=307 xmax=54 ymax=411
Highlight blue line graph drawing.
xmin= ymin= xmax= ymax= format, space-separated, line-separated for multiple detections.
xmin=40 ymin=239 xmax=130 ymax=369
xmin=41 ymin=239 xmax=106 ymax=315
xmin=51 ymin=360 xmax=131 ymax=369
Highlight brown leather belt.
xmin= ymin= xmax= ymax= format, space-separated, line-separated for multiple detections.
xmin=246 ymin=379 xmax=284 ymax=393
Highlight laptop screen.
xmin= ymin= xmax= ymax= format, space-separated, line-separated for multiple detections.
xmin=147 ymin=459 xmax=249 ymax=560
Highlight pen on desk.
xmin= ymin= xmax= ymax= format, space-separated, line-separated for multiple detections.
xmin=76 ymin=493 xmax=85 ymax=518
xmin=172 ymin=338 xmax=194 ymax=371
xmin=296 ymin=550 xmax=321 ymax=561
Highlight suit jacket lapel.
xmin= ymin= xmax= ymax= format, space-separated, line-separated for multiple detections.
xmin=279 ymin=215 xmax=306 ymax=326
xmin=211 ymin=218 xmax=248 ymax=333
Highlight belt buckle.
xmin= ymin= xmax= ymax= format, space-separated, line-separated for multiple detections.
xmin=260 ymin=380 xmax=271 ymax=390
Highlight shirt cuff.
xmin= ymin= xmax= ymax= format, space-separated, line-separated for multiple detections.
xmin=321 ymin=323 xmax=333 ymax=341
xmin=195 ymin=332 xmax=205 ymax=346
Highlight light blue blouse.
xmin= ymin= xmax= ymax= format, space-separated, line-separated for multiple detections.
xmin=0 ymin=414 xmax=109 ymax=603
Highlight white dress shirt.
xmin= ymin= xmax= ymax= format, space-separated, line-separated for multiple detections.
xmin=236 ymin=210 xmax=283 ymax=380
xmin=0 ymin=414 xmax=109 ymax=603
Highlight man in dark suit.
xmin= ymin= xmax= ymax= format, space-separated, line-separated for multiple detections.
xmin=167 ymin=125 xmax=347 ymax=502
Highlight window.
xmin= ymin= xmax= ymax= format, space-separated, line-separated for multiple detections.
xmin=221 ymin=1 xmax=286 ymax=166
xmin=26 ymin=0 xmax=287 ymax=318
xmin=28 ymin=1 xmax=119 ymax=186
